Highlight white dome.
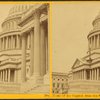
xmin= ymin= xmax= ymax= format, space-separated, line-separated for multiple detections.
xmin=8 ymin=4 xmax=33 ymax=16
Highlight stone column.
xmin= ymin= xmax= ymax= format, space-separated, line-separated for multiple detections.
xmin=8 ymin=36 xmax=11 ymax=49
xmin=14 ymin=35 xmax=17 ymax=48
xmin=8 ymin=69 xmax=10 ymax=82
xmin=92 ymin=36 xmax=94 ymax=49
xmin=17 ymin=35 xmax=19 ymax=49
xmin=30 ymin=30 xmax=34 ymax=76
xmin=21 ymin=34 xmax=27 ymax=82
xmin=97 ymin=68 xmax=99 ymax=80
xmin=5 ymin=69 xmax=7 ymax=82
xmin=95 ymin=35 xmax=97 ymax=48
xmin=14 ymin=70 xmax=17 ymax=82
xmin=81 ymin=70 xmax=83 ymax=80
xmin=6 ymin=37 xmax=8 ymax=50
xmin=95 ymin=68 xmax=97 ymax=80
xmin=90 ymin=70 xmax=91 ymax=80
xmin=91 ymin=70 xmax=92 ymax=80
xmin=92 ymin=69 xmax=94 ymax=80
xmin=94 ymin=69 xmax=95 ymax=80
xmin=8 ymin=36 xmax=9 ymax=49
xmin=33 ymin=10 xmax=41 ymax=77
xmin=97 ymin=35 xmax=99 ymax=48
xmin=1 ymin=70 xmax=3 ymax=81
xmin=40 ymin=23 xmax=46 ymax=76
xmin=46 ymin=34 xmax=48 ymax=74
xmin=19 ymin=35 xmax=21 ymax=49
xmin=11 ymin=36 xmax=13 ymax=49
xmin=93 ymin=69 xmax=94 ymax=80
xmin=13 ymin=35 xmax=15 ymax=49
xmin=3 ymin=70 xmax=4 ymax=82
xmin=84 ymin=69 xmax=86 ymax=80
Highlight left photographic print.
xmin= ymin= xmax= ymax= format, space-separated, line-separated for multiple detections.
xmin=0 ymin=3 xmax=50 ymax=94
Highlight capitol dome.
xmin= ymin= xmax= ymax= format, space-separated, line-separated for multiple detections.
xmin=92 ymin=11 xmax=100 ymax=28
xmin=2 ymin=4 xmax=34 ymax=32
xmin=88 ymin=11 xmax=100 ymax=53
xmin=8 ymin=4 xmax=33 ymax=17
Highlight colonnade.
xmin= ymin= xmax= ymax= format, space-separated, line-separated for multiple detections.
xmin=0 ymin=69 xmax=16 ymax=82
xmin=89 ymin=34 xmax=100 ymax=50
xmin=73 ymin=67 xmax=100 ymax=80
xmin=21 ymin=10 xmax=48 ymax=82
xmin=0 ymin=34 xmax=21 ymax=51
xmin=0 ymin=34 xmax=32 ymax=51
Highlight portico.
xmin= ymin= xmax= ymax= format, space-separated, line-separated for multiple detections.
xmin=20 ymin=4 xmax=49 ymax=84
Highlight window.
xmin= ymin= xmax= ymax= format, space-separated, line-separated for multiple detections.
xmin=53 ymin=83 xmax=55 ymax=87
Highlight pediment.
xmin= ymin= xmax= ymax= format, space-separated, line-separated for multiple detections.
xmin=72 ymin=59 xmax=85 ymax=69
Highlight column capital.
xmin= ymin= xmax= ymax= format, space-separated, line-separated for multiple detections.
xmin=34 ymin=9 xmax=41 ymax=19
xmin=30 ymin=28 xmax=34 ymax=33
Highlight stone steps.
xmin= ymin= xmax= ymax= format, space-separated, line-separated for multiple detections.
xmin=0 ymin=82 xmax=20 ymax=93
xmin=26 ymin=84 xmax=50 ymax=94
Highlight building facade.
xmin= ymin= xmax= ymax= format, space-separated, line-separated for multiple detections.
xmin=68 ymin=12 xmax=100 ymax=93
xmin=52 ymin=72 xmax=68 ymax=94
xmin=0 ymin=4 xmax=49 ymax=93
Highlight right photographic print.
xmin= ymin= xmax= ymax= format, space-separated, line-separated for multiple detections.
xmin=52 ymin=2 xmax=100 ymax=94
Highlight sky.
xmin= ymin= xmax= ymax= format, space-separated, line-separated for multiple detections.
xmin=52 ymin=2 xmax=100 ymax=73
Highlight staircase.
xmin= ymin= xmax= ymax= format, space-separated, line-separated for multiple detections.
xmin=25 ymin=84 xmax=50 ymax=94
xmin=0 ymin=82 xmax=20 ymax=93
